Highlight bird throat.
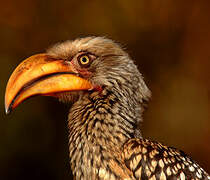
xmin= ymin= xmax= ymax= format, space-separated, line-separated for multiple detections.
xmin=67 ymin=84 xmax=144 ymax=179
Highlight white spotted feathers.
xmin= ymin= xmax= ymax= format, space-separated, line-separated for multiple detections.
xmin=123 ymin=138 xmax=210 ymax=179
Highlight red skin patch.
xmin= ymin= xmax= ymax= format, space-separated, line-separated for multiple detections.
xmin=78 ymin=69 xmax=92 ymax=78
xmin=93 ymin=85 xmax=103 ymax=93
xmin=70 ymin=60 xmax=103 ymax=94
xmin=70 ymin=60 xmax=92 ymax=78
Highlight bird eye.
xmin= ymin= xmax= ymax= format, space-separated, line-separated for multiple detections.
xmin=79 ymin=55 xmax=90 ymax=65
xmin=77 ymin=53 xmax=95 ymax=68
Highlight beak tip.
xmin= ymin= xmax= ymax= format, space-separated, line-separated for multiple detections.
xmin=5 ymin=105 xmax=12 ymax=115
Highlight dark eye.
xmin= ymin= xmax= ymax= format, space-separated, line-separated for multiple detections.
xmin=79 ymin=55 xmax=90 ymax=65
xmin=77 ymin=53 xmax=95 ymax=68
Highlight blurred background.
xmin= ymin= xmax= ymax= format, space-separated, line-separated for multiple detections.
xmin=0 ymin=0 xmax=210 ymax=179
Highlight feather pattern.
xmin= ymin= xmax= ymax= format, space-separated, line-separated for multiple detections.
xmin=123 ymin=138 xmax=210 ymax=180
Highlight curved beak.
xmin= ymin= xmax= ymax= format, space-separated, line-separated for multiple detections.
xmin=5 ymin=54 xmax=93 ymax=114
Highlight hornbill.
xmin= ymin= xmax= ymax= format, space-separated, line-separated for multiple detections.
xmin=5 ymin=37 xmax=210 ymax=179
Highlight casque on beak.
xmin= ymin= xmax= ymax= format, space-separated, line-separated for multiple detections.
xmin=5 ymin=54 xmax=93 ymax=114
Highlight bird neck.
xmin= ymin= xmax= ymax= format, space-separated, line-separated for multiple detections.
xmin=67 ymin=82 xmax=145 ymax=178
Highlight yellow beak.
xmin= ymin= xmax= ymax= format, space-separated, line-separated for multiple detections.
xmin=5 ymin=54 xmax=93 ymax=114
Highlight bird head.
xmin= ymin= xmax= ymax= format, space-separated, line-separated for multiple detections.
xmin=5 ymin=37 xmax=151 ymax=114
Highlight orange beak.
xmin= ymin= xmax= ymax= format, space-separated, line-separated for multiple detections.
xmin=5 ymin=54 xmax=93 ymax=114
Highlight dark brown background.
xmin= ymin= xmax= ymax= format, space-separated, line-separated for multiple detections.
xmin=1 ymin=0 xmax=209 ymax=179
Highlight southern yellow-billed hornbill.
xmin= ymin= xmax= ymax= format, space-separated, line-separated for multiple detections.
xmin=5 ymin=37 xmax=210 ymax=179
